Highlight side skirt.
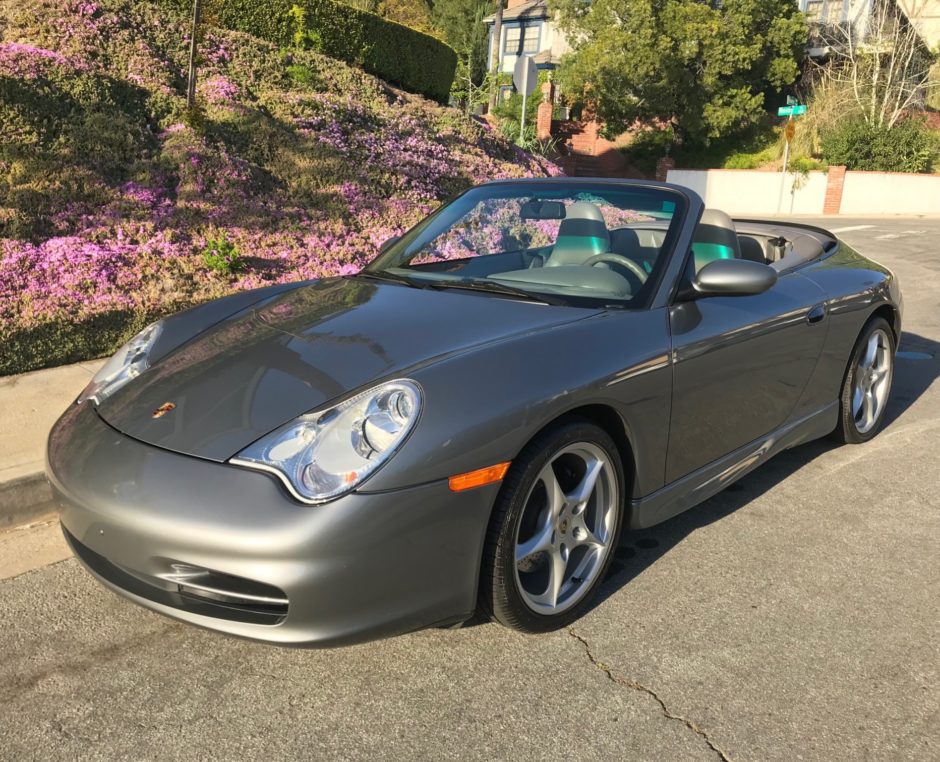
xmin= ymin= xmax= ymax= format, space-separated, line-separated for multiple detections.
xmin=627 ymin=402 xmax=838 ymax=530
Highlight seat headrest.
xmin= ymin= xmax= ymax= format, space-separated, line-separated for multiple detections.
xmin=692 ymin=209 xmax=741 ymax=270
xmin=545 ymin=202 xmax=610 ymax=267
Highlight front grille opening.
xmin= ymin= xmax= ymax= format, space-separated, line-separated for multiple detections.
xmin=65 ymin=529 xmax=288 ymax=625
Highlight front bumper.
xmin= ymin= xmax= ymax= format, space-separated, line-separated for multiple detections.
xmin=47 ymin=402 xmax=498 ymax=647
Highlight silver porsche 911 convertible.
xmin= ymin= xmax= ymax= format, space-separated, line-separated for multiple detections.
xmin=47 ymin=179 xmax=901 ymax=646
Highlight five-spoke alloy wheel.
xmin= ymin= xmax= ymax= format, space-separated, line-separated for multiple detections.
xmin=833 ymin=316 xmax=896 ymax=443
xmin=481 ymin=420 xmax=624 ymax=632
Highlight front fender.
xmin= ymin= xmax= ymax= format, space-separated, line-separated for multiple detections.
xmin=358 ymin=309 xmax=672 ymax=499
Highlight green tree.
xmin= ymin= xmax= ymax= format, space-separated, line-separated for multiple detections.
xmin=551 ymin=0 xmax=805 ymax=144
xmin=433 ymin=0 xmax=493 ymax=109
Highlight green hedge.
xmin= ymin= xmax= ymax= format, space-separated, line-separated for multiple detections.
xmin=194 ymin=0 xmax=456 ymax=102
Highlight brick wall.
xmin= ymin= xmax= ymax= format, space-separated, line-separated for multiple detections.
xmin=823 ymin=165 xmax=847 ymax=214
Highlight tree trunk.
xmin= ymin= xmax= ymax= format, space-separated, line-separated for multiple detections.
xmin=487 ymin=1 xmax=503 ymax=113
xmin=186 ymin=0 xmax=203 ymax=111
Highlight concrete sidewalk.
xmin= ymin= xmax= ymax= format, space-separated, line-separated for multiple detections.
xmin=0 ymin=360 xmax=102 ymax=528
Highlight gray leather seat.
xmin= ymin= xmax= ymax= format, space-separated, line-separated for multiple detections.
xmin=738 ymin=235 xmax=769 ymax=264
xmin=691 ymin=209 xmax=741 ymax=272
xmin=545 ymin=202 xmax=610 ymax=267
xmin=609 ymin=227 xmax=642 ymax=258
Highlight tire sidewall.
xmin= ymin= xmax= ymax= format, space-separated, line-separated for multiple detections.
xmin=839 ymin=317 xmax=895 ymax=444
xmin=486 ymin=419 xmax=625 ymax=632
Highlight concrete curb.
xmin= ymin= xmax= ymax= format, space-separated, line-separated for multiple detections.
xmin=0 ymin=359 xmax=102 ymax=531
xmin=0 ymin=471 xmax=56 ymax=530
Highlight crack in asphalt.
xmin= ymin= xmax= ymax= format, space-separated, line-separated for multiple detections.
xmin=568 ymin=629 xmax=732 ymax=762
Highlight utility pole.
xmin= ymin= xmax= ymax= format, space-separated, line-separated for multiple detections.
xmin=487 ymin=0 xmax=504 ymax=113
xmin=186 ymin=0 xmax=203 ymax=110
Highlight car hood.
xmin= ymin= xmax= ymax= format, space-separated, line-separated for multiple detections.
xmin=97 ymin=278 xmax=597 ymax=462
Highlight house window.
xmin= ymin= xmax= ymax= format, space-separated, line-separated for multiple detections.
xmin=523 ymin=25 xmax=539 ymax=53
xmin=802 ymin=0 xmax=826 ymax=22
xmin=504 ymin=24 xmax=540 ymax=56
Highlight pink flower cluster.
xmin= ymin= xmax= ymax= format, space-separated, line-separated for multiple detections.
xmin=200 ymin=75 xmax=239 ymax=104
xmin=0 ymin=42 xmax=86 ymax=79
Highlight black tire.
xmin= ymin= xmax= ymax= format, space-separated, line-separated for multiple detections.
xmin=831 ymin=316 xmax=896 ymax=444
xmin=480 ymin=419 xmax=625 ymax=633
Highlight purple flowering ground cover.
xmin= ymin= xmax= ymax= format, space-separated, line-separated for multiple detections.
xmin=0 ymin=0 xmax=561 ymax=376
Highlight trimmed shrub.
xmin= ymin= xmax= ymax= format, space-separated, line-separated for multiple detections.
xmin=188 ymin=0 xmax=457 ymax=102
xmin=820 ymin=119 xmax=934 ymax=173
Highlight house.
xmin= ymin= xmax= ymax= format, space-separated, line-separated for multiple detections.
xmin=800 ymin=0 xmax=940 ymax=54
xmin=483 ymin=0 xmax=571 ymax=104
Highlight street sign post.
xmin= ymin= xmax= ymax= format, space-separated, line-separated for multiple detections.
xmin=513 ymin=55 xmax=538 ymax=143
xmin=776 ymin=102 xmax=807 ymax=212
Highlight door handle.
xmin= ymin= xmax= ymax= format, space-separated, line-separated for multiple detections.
xmin=806 ymin=304 xmax=827 ymax=324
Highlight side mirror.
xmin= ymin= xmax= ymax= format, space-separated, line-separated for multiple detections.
xmin=379 ymin=236 xmax=400 ymax=254
xmin=691 ymin=258 xmax=777 ymax=298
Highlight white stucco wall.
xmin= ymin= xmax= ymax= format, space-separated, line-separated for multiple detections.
xmin=667 ymin=168 xmax=940 ymax=215
xmin=666 ymin=169 xmax=829 ymax=215
xmin=840 ymin=171 xmax=940 ymax=215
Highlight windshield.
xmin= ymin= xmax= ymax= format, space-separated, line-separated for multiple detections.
xmin=364 ymin=181 xmax=686 ymax=307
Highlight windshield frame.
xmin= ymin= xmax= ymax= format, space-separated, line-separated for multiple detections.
xmin=362 ymin=179 xmax=693 ymax=311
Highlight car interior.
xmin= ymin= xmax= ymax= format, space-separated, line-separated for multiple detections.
xmin=402 ymin=200 xmax=838 ymax=302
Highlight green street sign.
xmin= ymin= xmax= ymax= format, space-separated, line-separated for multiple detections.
xmin=778 ymin=105 xmax=807 ymax=117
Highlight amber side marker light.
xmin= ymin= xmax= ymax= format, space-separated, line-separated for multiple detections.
xmin=448 ymin=462 xmax=511 ymax=492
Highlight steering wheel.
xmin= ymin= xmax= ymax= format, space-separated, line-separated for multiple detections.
xmin=583 ymin=253 xmax=648 ymax=284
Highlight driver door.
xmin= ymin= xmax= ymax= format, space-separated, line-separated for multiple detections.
xmin=665 ymin=270 xmax=829 ymax=484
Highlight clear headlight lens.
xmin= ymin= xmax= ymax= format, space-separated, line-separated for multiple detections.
xmin=231 ymin=379 xmax=422 ymax=503
xmin=77 ymin=321 xmax=163 ymax=405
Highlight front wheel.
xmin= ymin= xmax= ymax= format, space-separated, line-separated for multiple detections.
xmin=832 ymin=317 xmax=895 ymax=444
xmin=480 ymin=420 xmax=624 ymax=633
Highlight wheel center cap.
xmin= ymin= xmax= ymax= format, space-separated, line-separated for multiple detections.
xmin=559 ymin=518 xmax=569 ymax=533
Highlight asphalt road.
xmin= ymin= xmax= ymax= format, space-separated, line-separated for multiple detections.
xmin=2 ymin=217 xmax=938 ymax=761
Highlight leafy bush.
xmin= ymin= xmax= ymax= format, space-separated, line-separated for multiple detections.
xmin=201 ymin=233 xmax=244 ymax=274
xmin=820 ymin=119 xmax=934 ymax=173
xmin=723 ymin=152 xmax=767 ymax=170
xmin=788 ymin=155 xmax=826 ymax=173
xmin=201 ymin=0 xmax=457 ymax=102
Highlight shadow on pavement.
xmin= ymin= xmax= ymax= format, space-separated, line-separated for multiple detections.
xmin=882 ymin=331 xmax=940 ymax=428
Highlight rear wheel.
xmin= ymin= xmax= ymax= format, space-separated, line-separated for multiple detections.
xmin=832 ymin=317 xmax=895 ymax=444
xmin=480 ymin=420 xmax=624 ymax=633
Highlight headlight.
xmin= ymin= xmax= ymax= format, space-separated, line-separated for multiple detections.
xmin=77 ymin=321 xmax=163 ymax=405
xmin=231 ymin=379 xmax=422 ymax=503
